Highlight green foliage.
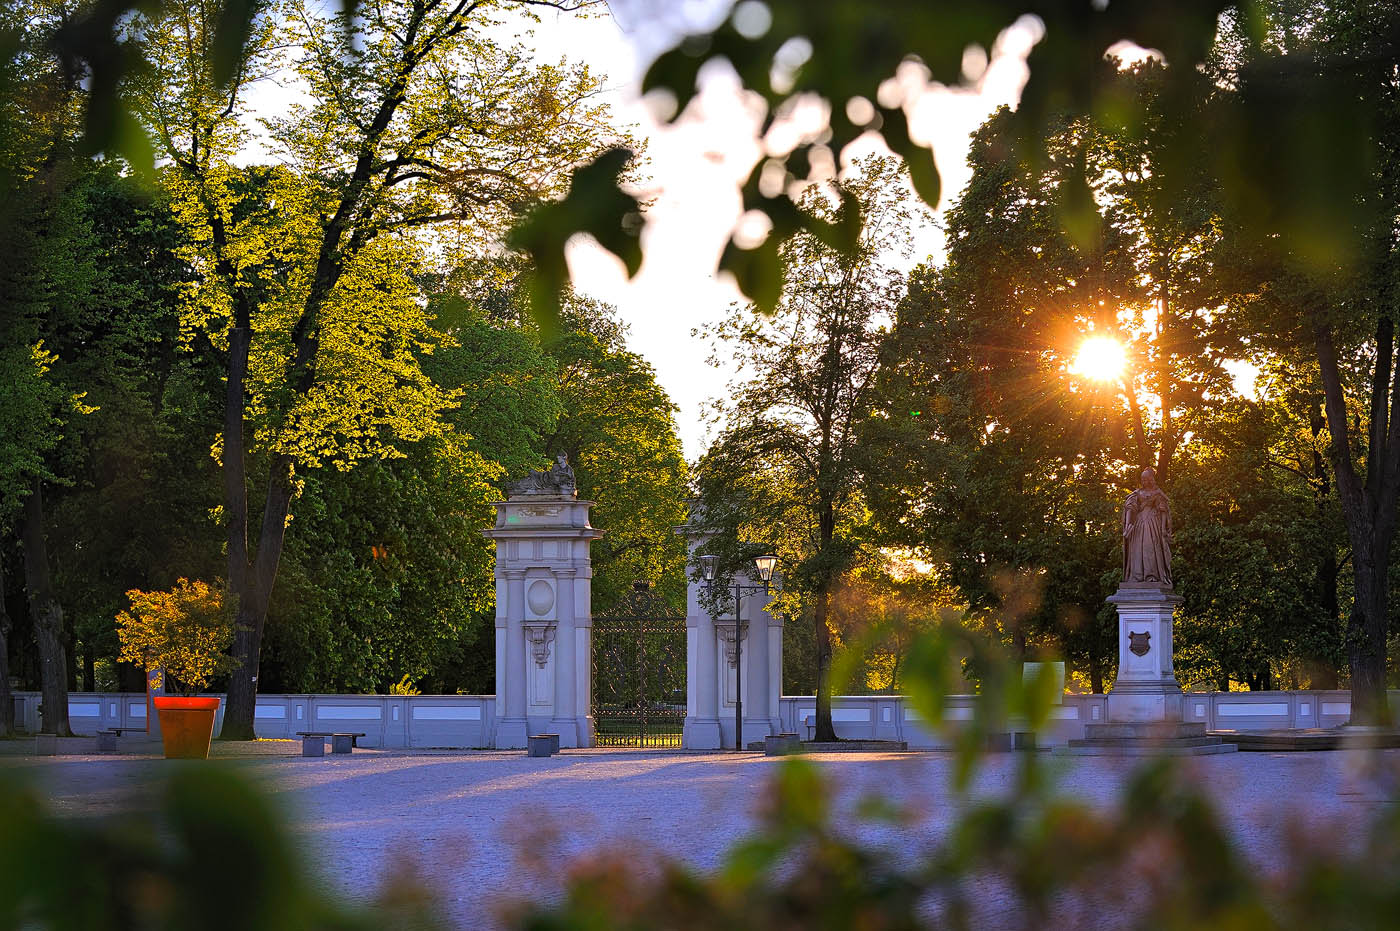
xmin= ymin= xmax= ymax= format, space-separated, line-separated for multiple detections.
xmin=261 ymin=434 xmax=499 ymax=694
xmin=508 ymin=147 xmax=644 ymax=337
xmin=0 ymin=765 xmax=441 ymax=930
xmin=1171 ymin=398 xmax=1346 ymax=690
xmin=0 ymin=345 xmax=65 ymax=524
xmin=546 ymin=301 xmax=689 ymax=611
xmin=116 ymin=579 xmax=238 ymax=694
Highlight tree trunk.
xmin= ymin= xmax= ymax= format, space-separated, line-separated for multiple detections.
xmin=812 ymin=491 xmax=838 ymax=742
xmin=1307 ymin=398 xmax=1343 ymax=689
xmin=20 ymin=480 xmax=71 ymax=736
xmin=65 ymin=627 xmax=77 ymax=692
xmin=217 ymin=324 xmax=296 ymax=740
xmin=82 ymin=647 xmax=94 ymax=693
xmin=220 ymin=454 xmax=296 ymax=740
xmin=1314 ymin=320 xmax=1397 ymax=726
xmin=812 ymin=585 xmax=837 ymax=742
xmin=1088 ymin=652 xmax=1103 ymax=695
xmin=0 ymin=556 xmax=13 ymax=737
xmin=218 ymin=323 xmax=265 ymax=740
xmin=1346 ymin=549 xmax=1390 ymax=723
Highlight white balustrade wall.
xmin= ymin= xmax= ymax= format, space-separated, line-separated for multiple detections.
xmin=13 ymin=689 xmax=1397 ymax=749
xmin=779 ymin=689 xmax=1398 ymax=748
xmin=9 ymin=692 xmax=497 ymax=749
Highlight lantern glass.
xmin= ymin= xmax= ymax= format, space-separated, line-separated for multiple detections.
xmin=753 ymin=554 xmax=777 ymax=582
xmin=699 ymin=554 xmax=718 ymax=581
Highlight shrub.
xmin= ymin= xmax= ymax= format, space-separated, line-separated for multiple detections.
xmin=115 ymin=579 xmax=239 ymax=695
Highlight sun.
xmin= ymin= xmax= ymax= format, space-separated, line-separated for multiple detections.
xmin=1071 ymin=335 xmax=1127 ymax=383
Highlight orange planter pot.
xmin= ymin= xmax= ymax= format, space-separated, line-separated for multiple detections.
xmin=152 ymin=696 xmax=221 ymax=760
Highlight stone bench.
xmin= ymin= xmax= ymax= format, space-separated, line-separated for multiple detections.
xmin=96 ymin=727 xmax=135 ymax=752
xmin=527 ymin=734 xmax=559 ymax=757
xmin=295 ymin=732 xmax=366 ymax=757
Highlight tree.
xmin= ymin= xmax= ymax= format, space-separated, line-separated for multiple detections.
xmin=429 ymin=268 xmax=691 ymax=612
xmin=545 ymin=300 xmax=690 ymax=611
xmin=866 ymin=111 xmax=1128 ymax=691
xmin=126 ymin=0 xmax=622 ymax=737
xmin=697 ymin=156 xmax=913 ymax=741
xmin=116 ymin=579 xmax=236 ymax=695
xmin=0 ymin=558 xmax=12 ymax=736
xmin=0 ymin=0 xmax=111 ymax=734
xmin=1202 ymin=0 xmax=1400 ymax=721
xmin=259 ymin=433 xmax=501 ymax=694
xmin=1170 ymin=397 xmax=1345 ymax=690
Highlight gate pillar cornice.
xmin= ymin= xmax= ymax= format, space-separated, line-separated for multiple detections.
xmin=483 ymin=478 xmax=602 ymax=750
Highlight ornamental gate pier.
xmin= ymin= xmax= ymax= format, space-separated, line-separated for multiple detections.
xmin=482 ymin=469 xmax=601 ymax=749
xmin=485 ymin=461 xmax=783 ymax=751
xmin=591 ymin=582 xmax=686 ymax=747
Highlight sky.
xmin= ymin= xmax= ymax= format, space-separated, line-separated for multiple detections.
xmin=511 ymin=3 xmax=1044 ymax=459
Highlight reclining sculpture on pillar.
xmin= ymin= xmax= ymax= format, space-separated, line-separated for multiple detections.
xmin=506 ymin=453 xmax=577 ymax=498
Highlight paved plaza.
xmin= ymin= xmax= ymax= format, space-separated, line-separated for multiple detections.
xmin=5 ymin=744 xmax=1399 ymax=927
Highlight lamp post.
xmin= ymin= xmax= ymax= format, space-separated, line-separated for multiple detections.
xmin=699 ymin=553 xmax=777 ymax=751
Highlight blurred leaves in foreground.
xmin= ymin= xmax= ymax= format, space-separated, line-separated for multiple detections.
xmin=514 ymin=749 xmax=1400 ymax=930
xmin=517 ymin=622 xmax=1400 ymax=928
xmin=0 ymin=765 xmax=441 ymax=931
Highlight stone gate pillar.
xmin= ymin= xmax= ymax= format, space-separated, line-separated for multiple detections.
xmin=484 ymin=458 xmax=601 ymax=749
xmin=677 ymin=520 xmax=784 ymax=750
xmin=679 ymin=525 xmax=722 ymax=749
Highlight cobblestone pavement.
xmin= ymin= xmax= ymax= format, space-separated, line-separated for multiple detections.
xmin=6 ymin=746 xmax=1399 ymax=927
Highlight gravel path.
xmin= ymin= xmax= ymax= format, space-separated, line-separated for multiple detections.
xmin=6 ymin=746 xmax=1399 ymax=926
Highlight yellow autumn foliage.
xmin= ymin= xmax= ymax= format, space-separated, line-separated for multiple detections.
xmin=116 ymin=579 xmax=239 ymax=695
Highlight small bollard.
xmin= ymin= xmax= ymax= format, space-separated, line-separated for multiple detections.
xmin=527 ymin=735 xmax=555 ymax=758
xmin=764 ymin=733 xmax=800 ymax=756
xmin=35 ymin=734 xmax=58 ymax=756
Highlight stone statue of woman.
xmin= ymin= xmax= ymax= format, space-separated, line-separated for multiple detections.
xmin=1122 ymin=467 xmax=1172 ymax=587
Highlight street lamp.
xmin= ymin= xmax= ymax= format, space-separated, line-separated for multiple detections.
xmin=700 ymin=552 xmax=778 ymax=751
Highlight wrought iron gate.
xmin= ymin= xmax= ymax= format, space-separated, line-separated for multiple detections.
xmin=592 ymin=581 xmax=686 ymax=747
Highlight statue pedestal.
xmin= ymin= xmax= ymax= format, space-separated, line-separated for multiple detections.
xmin=1062 ymin=584 xmax=1235 ymax=755
xmin=1106 ymin=585 xmax=1183 ymax=723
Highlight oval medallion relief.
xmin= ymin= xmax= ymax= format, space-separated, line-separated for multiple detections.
xmin=527 ymin=579 xmax=555 ymax=617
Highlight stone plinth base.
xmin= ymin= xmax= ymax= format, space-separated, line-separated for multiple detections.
xmin=683 ymin=717 xmax=723 ymax=750
xmin=1107 ymin=687 xmax=1184 ymax=723
xmin=750 ymin=739 xmax=908 ymax=752
xmin=494 ymin=718 xmax=529 ymax=750
xmin=1217 ymin=728 xmax=1400 ymax=751
xmin=1063 ymin=720 xmax=1236 ymax=756
xmin=1085 ymin=721 xmax=1205 ymax=740
xmin=1058 ymin=740 xmax=1236 ymax=756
